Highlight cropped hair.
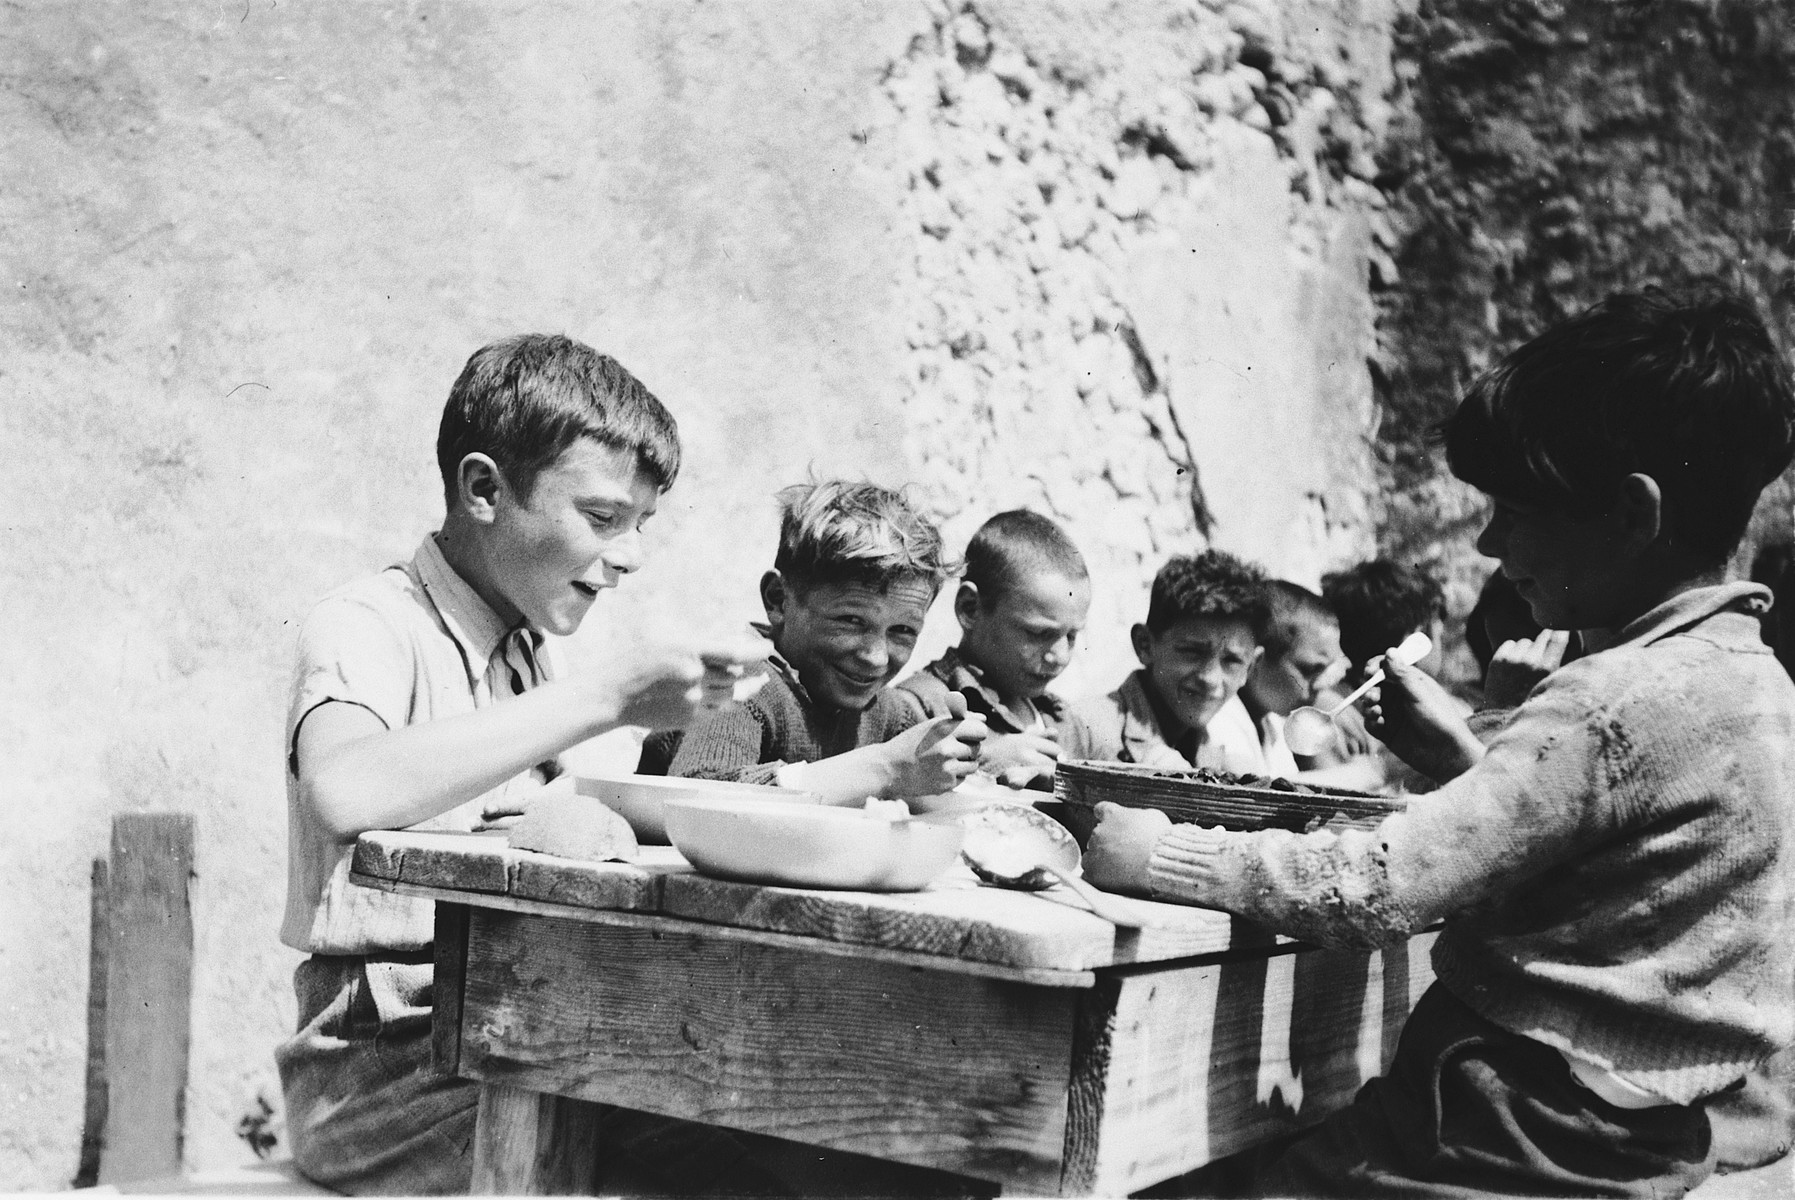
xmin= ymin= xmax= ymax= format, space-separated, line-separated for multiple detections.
xmin=1322 ymin=559 xmax=1445 ymax=672
xmin=1145 ymin=550 xmax=1271 ymax=639
xmin=963 ymin=509 xmax=1089 ymax=606
xmin=436 ymin=334 xmax=680 ymax=505
xmin=1261 ymin=579 xmax=1337 ymax=661
xmin=773 ymin=480 xmax=952 ymax=594
xmin=1443 ymin=288 xmax=1795 ymax=564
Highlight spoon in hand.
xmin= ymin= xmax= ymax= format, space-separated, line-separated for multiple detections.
xmin=1283 ymin=630 xmax=1433 ymax=758
xmin=959 ymin=803 xmax=1149 ymax=927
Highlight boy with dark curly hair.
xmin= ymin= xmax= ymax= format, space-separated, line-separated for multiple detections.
xmin=1073 ymin=549 xmax=1271 ymax=773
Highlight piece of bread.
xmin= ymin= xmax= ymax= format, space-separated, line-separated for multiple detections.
xmin=509 ymin=794 xmax=640 ymax=863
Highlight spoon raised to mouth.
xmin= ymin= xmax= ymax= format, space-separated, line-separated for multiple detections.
xmin=1282 ymin=630 xmax=1433 ymax=759
xmin=958 ymin=803 xmax=1150 ymax=927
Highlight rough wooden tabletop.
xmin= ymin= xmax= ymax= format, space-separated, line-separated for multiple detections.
xmin=352 ymin=828 xmax=1302 ymax=975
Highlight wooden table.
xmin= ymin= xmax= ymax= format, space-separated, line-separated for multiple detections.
xmin=351 ymin=829 xmax=1436 ymax=1196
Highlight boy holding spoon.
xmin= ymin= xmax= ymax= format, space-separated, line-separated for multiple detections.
xmin=1086 ymin=289 xmax=1795 ymax=1198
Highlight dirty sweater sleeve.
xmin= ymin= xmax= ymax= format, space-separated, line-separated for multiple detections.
xmin=1147 ymin=673 xmax=1606 ymax=948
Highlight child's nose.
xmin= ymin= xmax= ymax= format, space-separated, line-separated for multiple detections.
xmin=601 ymin=529 xmax=644 ymax=574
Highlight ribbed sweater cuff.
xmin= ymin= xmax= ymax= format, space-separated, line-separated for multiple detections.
xmin=1146 ymin=824 xmax=1234 ymax=905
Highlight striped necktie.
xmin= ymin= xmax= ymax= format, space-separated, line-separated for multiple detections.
xmin=501 ymin=626 xmax=543 ymax=697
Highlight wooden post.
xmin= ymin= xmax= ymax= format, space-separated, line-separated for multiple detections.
xmin=97 ymin=812 xmax=195 ymax=1186
xmin=471 ymin=1085 xmax=602 ymax=1195
xmin=71 ymin=858 xmax=110 ymax=1188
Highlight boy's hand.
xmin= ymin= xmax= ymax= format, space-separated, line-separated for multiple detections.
xmin=1366 ymin=650 xmax=1485 ymax=784
xmin=1482 ymin=629 xmax=1572 ymax=709
xmin=1326 ymin=698 xmax=1375 ymax=757
xmin=881 ymin=694 xmax=989 ymax=798
xmin=978 ymin=731 xmax=1061 ymax=787
xmin=1082 ymin=802 xmax=1171 ymax=897
xmin=611 ymin=656 xmax=707 ymax=730
xmin=474 ymin=772 xmax=575 ymax=832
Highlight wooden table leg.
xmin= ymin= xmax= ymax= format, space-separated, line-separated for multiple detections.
xmin=471 ymin=1083 xmax=604 ymax=1195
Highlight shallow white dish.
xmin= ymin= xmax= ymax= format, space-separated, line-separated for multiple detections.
xmin=574 ymin=774 xmax=809 ymax=845
xmin=664 ymin=796 xmax=966 ymax=891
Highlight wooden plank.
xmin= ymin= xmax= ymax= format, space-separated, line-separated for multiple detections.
xmin=358 ymin=873 xmax=1096 ymax=987
xmin=432 ymin=901 xmax=470 ymax=1078
xmin=358 ymin=828 xmax=1302 ymax=970
xmin=99 ymin=812 xmax=195 ymax=1186
xmin=1062 ymin=932 xmax=1438 ymax=1195
xmin=456 ymin=909 xmax=1076 ymax=1192
xmin=73 ymin=857 xmax=109 ymax=1189
xmin=655 ymin=864 xmax=1248 ymax=970
xmin=359 ymin=829 xmax=517 ymax=893
xmin=471 ymin=1083 xmax=602 ymax=1195
xmin=506 ymin=848 xmax=668 ymax=911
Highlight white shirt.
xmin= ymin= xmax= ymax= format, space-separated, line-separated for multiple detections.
xmin=280 ymin=534 xmax=559 ymax=955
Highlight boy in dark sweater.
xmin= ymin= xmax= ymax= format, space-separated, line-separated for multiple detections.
xmin=1087 ymin=289 xmax=1795 ymax=1197
xmin=898 ymin=509 xmax=1097 ymax=790
xmin=671 ymin=480 xmax=987 ymax=804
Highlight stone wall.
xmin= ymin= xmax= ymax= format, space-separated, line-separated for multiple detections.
xmin=1371 ymin=0 xmax=1795 ymax=682
xmin=1 ymin=2 xmax=1398 ymax=1186
xmin=874 ymin=0 xmax=1394 ymax=689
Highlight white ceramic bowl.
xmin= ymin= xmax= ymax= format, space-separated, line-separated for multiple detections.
xmin=574 ymin=775 xmax=808 ymax=845
xmin=664 ymin=796 xmax=966 ymax=891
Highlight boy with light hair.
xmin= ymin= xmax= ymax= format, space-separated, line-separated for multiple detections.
xmin=671 ymin=480 xmax=987 ymax=802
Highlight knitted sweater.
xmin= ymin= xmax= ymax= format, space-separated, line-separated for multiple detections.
xmin=669 ymin=657 xmax=922 ymax=786
xmin=1145 ymin=582 xmax=1795 ymax=1105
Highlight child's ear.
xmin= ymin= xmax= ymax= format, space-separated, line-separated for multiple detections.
xmin=1617 ymin=473 xmax=1664 ymax=554
xmin=456 ymin=453 xmax=506 ymax=524
xmin=758 ymin=570 xmax=791 ymax=632
xmin=1129 ymin=623 xmax=1154 ymax=668
xmin=953 ymin=582 xmax=982 ymax=631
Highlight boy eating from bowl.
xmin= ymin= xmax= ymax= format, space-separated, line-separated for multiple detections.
xmin=670 ymin=479 xmax=987 ymax=803
xmin=898 ymin=509 xmax=1097 ymax=789
xmin=1086 ymin=289 xmax=1795 ymax=1198
xmin=277 ymin=335 xmax=769 ymax=1195
xmin=1073 ymin=549 xmax=1270 ymax=774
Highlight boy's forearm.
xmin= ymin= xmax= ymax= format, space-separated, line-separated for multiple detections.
xmin=782 ymin=745 xmax=896 ymax=806
xmin=306 ymin=679 xmax=622 ymax=840
xmin=1147 ymin=822 xmax=1421 ymax=948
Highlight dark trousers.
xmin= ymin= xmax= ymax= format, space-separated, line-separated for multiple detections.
xmin=1146 ymin=984 xmax=1719 ymax=1199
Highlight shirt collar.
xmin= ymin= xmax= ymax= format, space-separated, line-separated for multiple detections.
xmin=1605 ymin=581 xmax=1771 ymax=652
xmin=1118 ymin=669 xmax=1198 ymax=763
xmin=765 ymin=652 xmax=820 ymax=711
xmin=412 ymin=533 xmax=529 ymax=679
xmin=936 ymin=646 xmax=1064 ymax=730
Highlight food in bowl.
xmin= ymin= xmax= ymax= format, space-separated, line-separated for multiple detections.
xmin=573 ymin=775 xmax=813 ymax=844
xmin=664 ymin=796 xmax=965 ymax=891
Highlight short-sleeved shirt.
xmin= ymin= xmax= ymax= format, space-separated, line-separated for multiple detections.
xmin=280 ymin=534 xmax=559 ymax=955
xmin=1070 ymin=670 xmax=1266 ymax=774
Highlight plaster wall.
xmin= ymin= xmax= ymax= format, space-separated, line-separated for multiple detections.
xmin=1 ymin=2 xmax=1393 ymax=1186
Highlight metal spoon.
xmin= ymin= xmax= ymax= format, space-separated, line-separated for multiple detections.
xmin=959 ymin=803 xmax=1149 ymax=927
xmin=1283 ymin=630 xmax=1433 ymax=758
